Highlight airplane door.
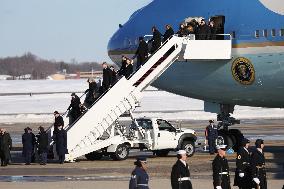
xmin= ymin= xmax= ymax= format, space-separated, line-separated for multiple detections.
xmin=155 ymin=120 xmax=177 ymax=149
xmin=210 ymin=15 xmax=225 ymax=40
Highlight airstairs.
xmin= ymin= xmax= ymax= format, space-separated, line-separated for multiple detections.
xmin=61 ymin=36 xmax=184 ymax=161
xmin=48 ymin=34 xmax=232 ymax=161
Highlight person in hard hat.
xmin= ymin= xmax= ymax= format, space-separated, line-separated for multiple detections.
xmin=234 ymin=138 xmax=253 ymax=189
xmin=171 ymin=150 xmax=193 ymax=189
xmin=212 ymin=145 xmax=231 ymax=189
xmin=129 ymin=156 xmax=149 ymax=189
xmin=251 ymin=139 xmax=267 ymax=189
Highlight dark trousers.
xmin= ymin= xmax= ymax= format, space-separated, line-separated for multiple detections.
xmin=0 ymin=151 xmax=7 ymax=166
xmin=40 ymin=152 xmax=47 ymax=164
xmin=59 ymin=154 xmax=65 ymax=164
xmin=136 ymin=56 xmax=147 ymax=70
xmin=208 ymin=137 xmax=216 ymax=154
xmin=24 ymin=151 xmax=32 ymax=164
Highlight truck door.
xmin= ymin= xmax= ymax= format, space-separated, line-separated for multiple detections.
xmin=155 ymin=119 xmax=177 ymax=149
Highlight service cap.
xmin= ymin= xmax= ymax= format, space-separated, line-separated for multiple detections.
xmin=177 ymin=150 xmax=187 ymax=155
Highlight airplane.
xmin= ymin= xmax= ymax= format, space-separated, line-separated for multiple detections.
xmin=107 ymin=0 xmax=284 ymax=148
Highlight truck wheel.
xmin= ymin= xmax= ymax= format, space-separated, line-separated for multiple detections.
xmin=154 ymin=150 xmax=170 ymax=157
xmin=182 ymin=141 xmax=195 ymax=157
xmin=110 ymin=144 xmax=129 ymax=161
xmin=216 ymin=130 xmax=233 ymax=148
xmin=85 ymin=152 xmax=103 ymax=161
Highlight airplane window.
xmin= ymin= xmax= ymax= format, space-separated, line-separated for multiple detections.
xmin=281 ymin=29 xmax=284 ymax=37
xmin=271 ymin=29 xmax=276 ymax=37
xmin=263 ymin=29 xmax=268 ymax=38
xmin=255 ymin=30 xmax=260 ymax=38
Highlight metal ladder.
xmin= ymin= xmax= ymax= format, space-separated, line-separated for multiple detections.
xmin=63 ymin=35 xmax=184 ymax=161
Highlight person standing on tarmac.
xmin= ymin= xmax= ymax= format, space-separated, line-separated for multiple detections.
xmin=234 ymin=138 xmax=253 ymax=189
xmin=212 ymin=145 xmax=231 ymax=189
xmin=205 ymin=120 xmax=218 ymax=155
xmin=251 ymin=139 xmax=267 ymax=189
xmin=67 ymin=93 xmax=81 ymax=124
xmin=171 ymin=150 xmax=193 ymax=189
xmin=22 ymin=127 xmax=34 ymax=165
xmin=37 ymin=126 xmax=48 ymax=165
xmin=0 ymin=128 xmax=12 ymax=166
xmin=54 ymin=125 xmax=67 ymax=164
xmin=129 ymin=157 xmax=149 ymax=189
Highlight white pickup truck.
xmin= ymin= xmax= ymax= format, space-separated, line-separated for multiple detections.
xmin=85 ymin=117 xmax=197 ymax=161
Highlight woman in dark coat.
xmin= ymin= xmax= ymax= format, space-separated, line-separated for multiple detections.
xmin=163 ymin=24 xmax=174 ymax=42
xmin=55 ymin=125 xmax=67 ymax=164
xmin=125 ymin=58 xmax=134 ymax=79
xmin=149 ymin=26 xmax=162 ymax=54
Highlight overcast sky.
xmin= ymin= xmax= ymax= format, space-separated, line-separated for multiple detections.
xmin=0 ymin=0 xmax=152 ymax=63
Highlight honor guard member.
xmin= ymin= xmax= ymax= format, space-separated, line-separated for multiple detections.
xmin=206 ymin=120 xmax=218 ymax=154
xmin=234 ymin=138 xmax=253 ymax=189
xmin=212 ymin=145 xmax=231 ymax=189
xmin=171 ymin=150 xmax=193 ymax=189
xmin=129 ymin=157 xmax=149 ymax=189
xmin=251 ymin=139 xmax=267 ymax=189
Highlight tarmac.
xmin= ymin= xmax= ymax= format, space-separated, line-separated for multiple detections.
xmin=0 ymin=119 xmax=283 ymax=189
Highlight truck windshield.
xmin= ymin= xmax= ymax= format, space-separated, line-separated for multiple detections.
xmin=133 ymin=119 xmax=153 ymax=130
xmin=157 ymin=119 xmax=176 ymax=132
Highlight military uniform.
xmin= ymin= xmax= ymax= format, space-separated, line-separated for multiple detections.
xmin=251 ymin=149 xmax=267 ymax=189
xmin=129 ymin=167 xmax=149 ymax=189
xmin=212 ymin=154 xmax=231 ymax=189
xmin=206 ymin=122 xmax=218 ymax=154
xmin=234 ymin=147 xmax=252 ymax=189
xmin=171 ymin=159 xmax=193 ymax=189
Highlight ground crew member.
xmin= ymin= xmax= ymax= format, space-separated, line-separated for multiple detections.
xmin=251 ymin=139 xmax=267 ymax=189
xmin=129 ymin=157 xmax=149 ymax=189
xmin=212 ymin=145 xmax=231 ymax=189
xmin=0 ymin=128 xmax=12 ymax=166
xmin=55 ymin=125 xmax=67 ymax=164
xmin=53 ymin=111 xmax=64 ymax=133
xmin=22 ymin=127 xmax=34 ymax=165
xmin=206 ymin=120 xmax=218 ymax=154
xmin=171 ymin=150 xmax=193 ymax=189
xmin=234 ymin=138 xmax=253 ymax=189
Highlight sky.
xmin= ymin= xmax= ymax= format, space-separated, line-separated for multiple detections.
xmin=0 ymin=0 xmax=152 ymax=63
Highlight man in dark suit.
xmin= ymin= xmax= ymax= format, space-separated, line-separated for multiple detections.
xmin=22 ymin=127 xmax=34 ymax=165
xmin=171 ymin=150 xmax=193 ymax=189
xmin=234 ymin=138 xmax=253 ymax=189
xmin=149 ymin=26 xmax=162 ymax=53
xmin=37 ymin=126 xmax=48 ymax=165
xmin=102 ymin=62 xmax=112 ymax=92
xmin=55 ymin=125 xmax=67 ymax=164
xmin=0 ymin=128 xmax=12 ymax=166
xmin=53 ymin=111 xmax=64 ymax=134
xmin=163 ymin=24 xmax=174 ymax=42
xmin=67 ymin=93 xmax=81 ymax=124
xmin=134 ymin=37 xmax=148 ymax=70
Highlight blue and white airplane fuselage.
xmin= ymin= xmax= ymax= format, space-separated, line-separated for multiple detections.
xmin=108 ymin=0 xmax=284 ymax=111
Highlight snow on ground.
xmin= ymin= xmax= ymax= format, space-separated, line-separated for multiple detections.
xmin=0 ymin=80 xmax=284 ymax=123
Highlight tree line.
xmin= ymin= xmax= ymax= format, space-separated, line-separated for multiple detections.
xmin=0 ymin=53 xmax=103 ymax=80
